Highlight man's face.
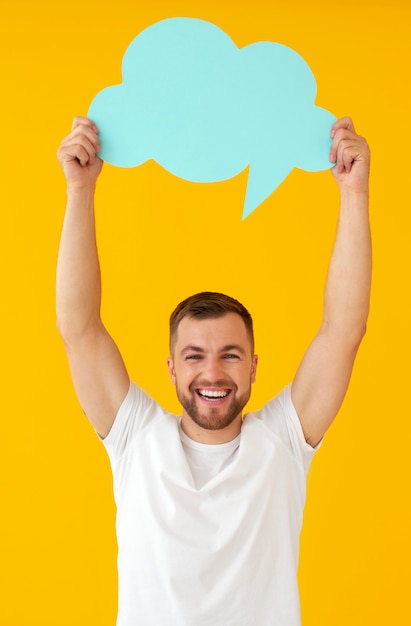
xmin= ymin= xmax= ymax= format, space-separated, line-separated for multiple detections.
xmin=167 ymin=312 xmax=258 ymax=436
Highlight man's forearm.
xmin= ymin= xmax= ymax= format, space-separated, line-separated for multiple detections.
xmin=56 ymin=185 xmax=102 ymax=341
xmin=322 ymin=188 xmax=371 ymax=344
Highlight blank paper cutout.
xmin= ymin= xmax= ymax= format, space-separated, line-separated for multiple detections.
xmin=88 ymin=18 xmax=336 ymax=218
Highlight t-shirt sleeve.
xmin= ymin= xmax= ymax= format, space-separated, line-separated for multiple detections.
xmin=259 ymin=383 xmax=321 ymax=474
xmin=102 ymin=381 xmax=161 ymax=460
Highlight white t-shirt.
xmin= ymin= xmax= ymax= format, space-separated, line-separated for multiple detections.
xmin=179 ymin=427 xmax=241 ymax=490
xmin=103 ymin=382 xmax=318 ymax=626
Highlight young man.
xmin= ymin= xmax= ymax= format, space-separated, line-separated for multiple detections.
xmin=57 ymin=116 xmax=371 ymax=625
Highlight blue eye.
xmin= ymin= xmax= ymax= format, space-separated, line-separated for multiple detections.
xmin=224 ymin=353 xmax=239 ymax=359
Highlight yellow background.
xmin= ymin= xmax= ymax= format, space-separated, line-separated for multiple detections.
xmin=1 ymin=0 xmax=410 ymax=624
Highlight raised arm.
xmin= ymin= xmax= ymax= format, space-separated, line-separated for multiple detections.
xmin=56 ymin=117 xmax=130 ymax=438
xmin=291 ymin=117 xmax=371 ymax=447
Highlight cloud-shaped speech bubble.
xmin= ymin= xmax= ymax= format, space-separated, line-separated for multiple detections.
xmin=88 ymin=18 xmax=336 ymax=219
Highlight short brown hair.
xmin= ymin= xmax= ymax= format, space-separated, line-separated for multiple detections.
xmin=169 ymin=292 xmax=254 ymax=352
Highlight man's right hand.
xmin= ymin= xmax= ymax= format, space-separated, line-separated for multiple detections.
xmin=57 ymin=116 xmax=103 ymax=190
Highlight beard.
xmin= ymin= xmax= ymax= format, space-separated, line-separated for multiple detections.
xmin=176 ymin=381 xmax=251 ymax=431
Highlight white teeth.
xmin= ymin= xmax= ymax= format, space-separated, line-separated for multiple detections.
xmin=198 ymin=390 xmax=228 ymax=398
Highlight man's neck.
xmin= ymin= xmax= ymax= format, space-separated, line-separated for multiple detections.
xmin=180 ymin=413 xmax=243 ymax=444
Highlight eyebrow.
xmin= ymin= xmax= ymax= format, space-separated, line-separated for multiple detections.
xmin=222 ymin=344 xmax=247 ymax=355
xmin=180 ymin=344 xmax=247 ymax=356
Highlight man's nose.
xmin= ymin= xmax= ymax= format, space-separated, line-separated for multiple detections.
xmin=203 ymin=356 xmax=225 ymax=382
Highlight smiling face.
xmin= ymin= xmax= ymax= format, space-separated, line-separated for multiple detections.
xmin=167 ymin=312 xmax=258 ymax=443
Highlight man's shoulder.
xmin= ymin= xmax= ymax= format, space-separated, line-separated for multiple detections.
xmin=103 ymin=381 xmax=178 ymax=456
xmin=245 ymin=383 xmax=292 ymax=421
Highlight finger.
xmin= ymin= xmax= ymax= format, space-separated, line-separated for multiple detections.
xmin=58 ymin=134 xmax=99 ymax=166
xmin=336 ymin=138 xmax=364 ymax=174
xmin=71 ymin=115 xmax=99 ymax=134
xmin=330 ymin=116 xmax=355 ymax=139
xmin=338 ymin=150 xmax=352 ymax=174
xmin=329 ymin=127 xmax=357 ymax=164
xmin=58 ymin=143 xmax=93 ymax=167
xmin=62 ymin=125 xmax=100 ymax=154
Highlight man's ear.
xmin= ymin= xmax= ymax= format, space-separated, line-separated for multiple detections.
xmin=251 ymin=355 xmax=258 ymax=384
xmin=167 ymin=357 xmax=176 ymax=385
